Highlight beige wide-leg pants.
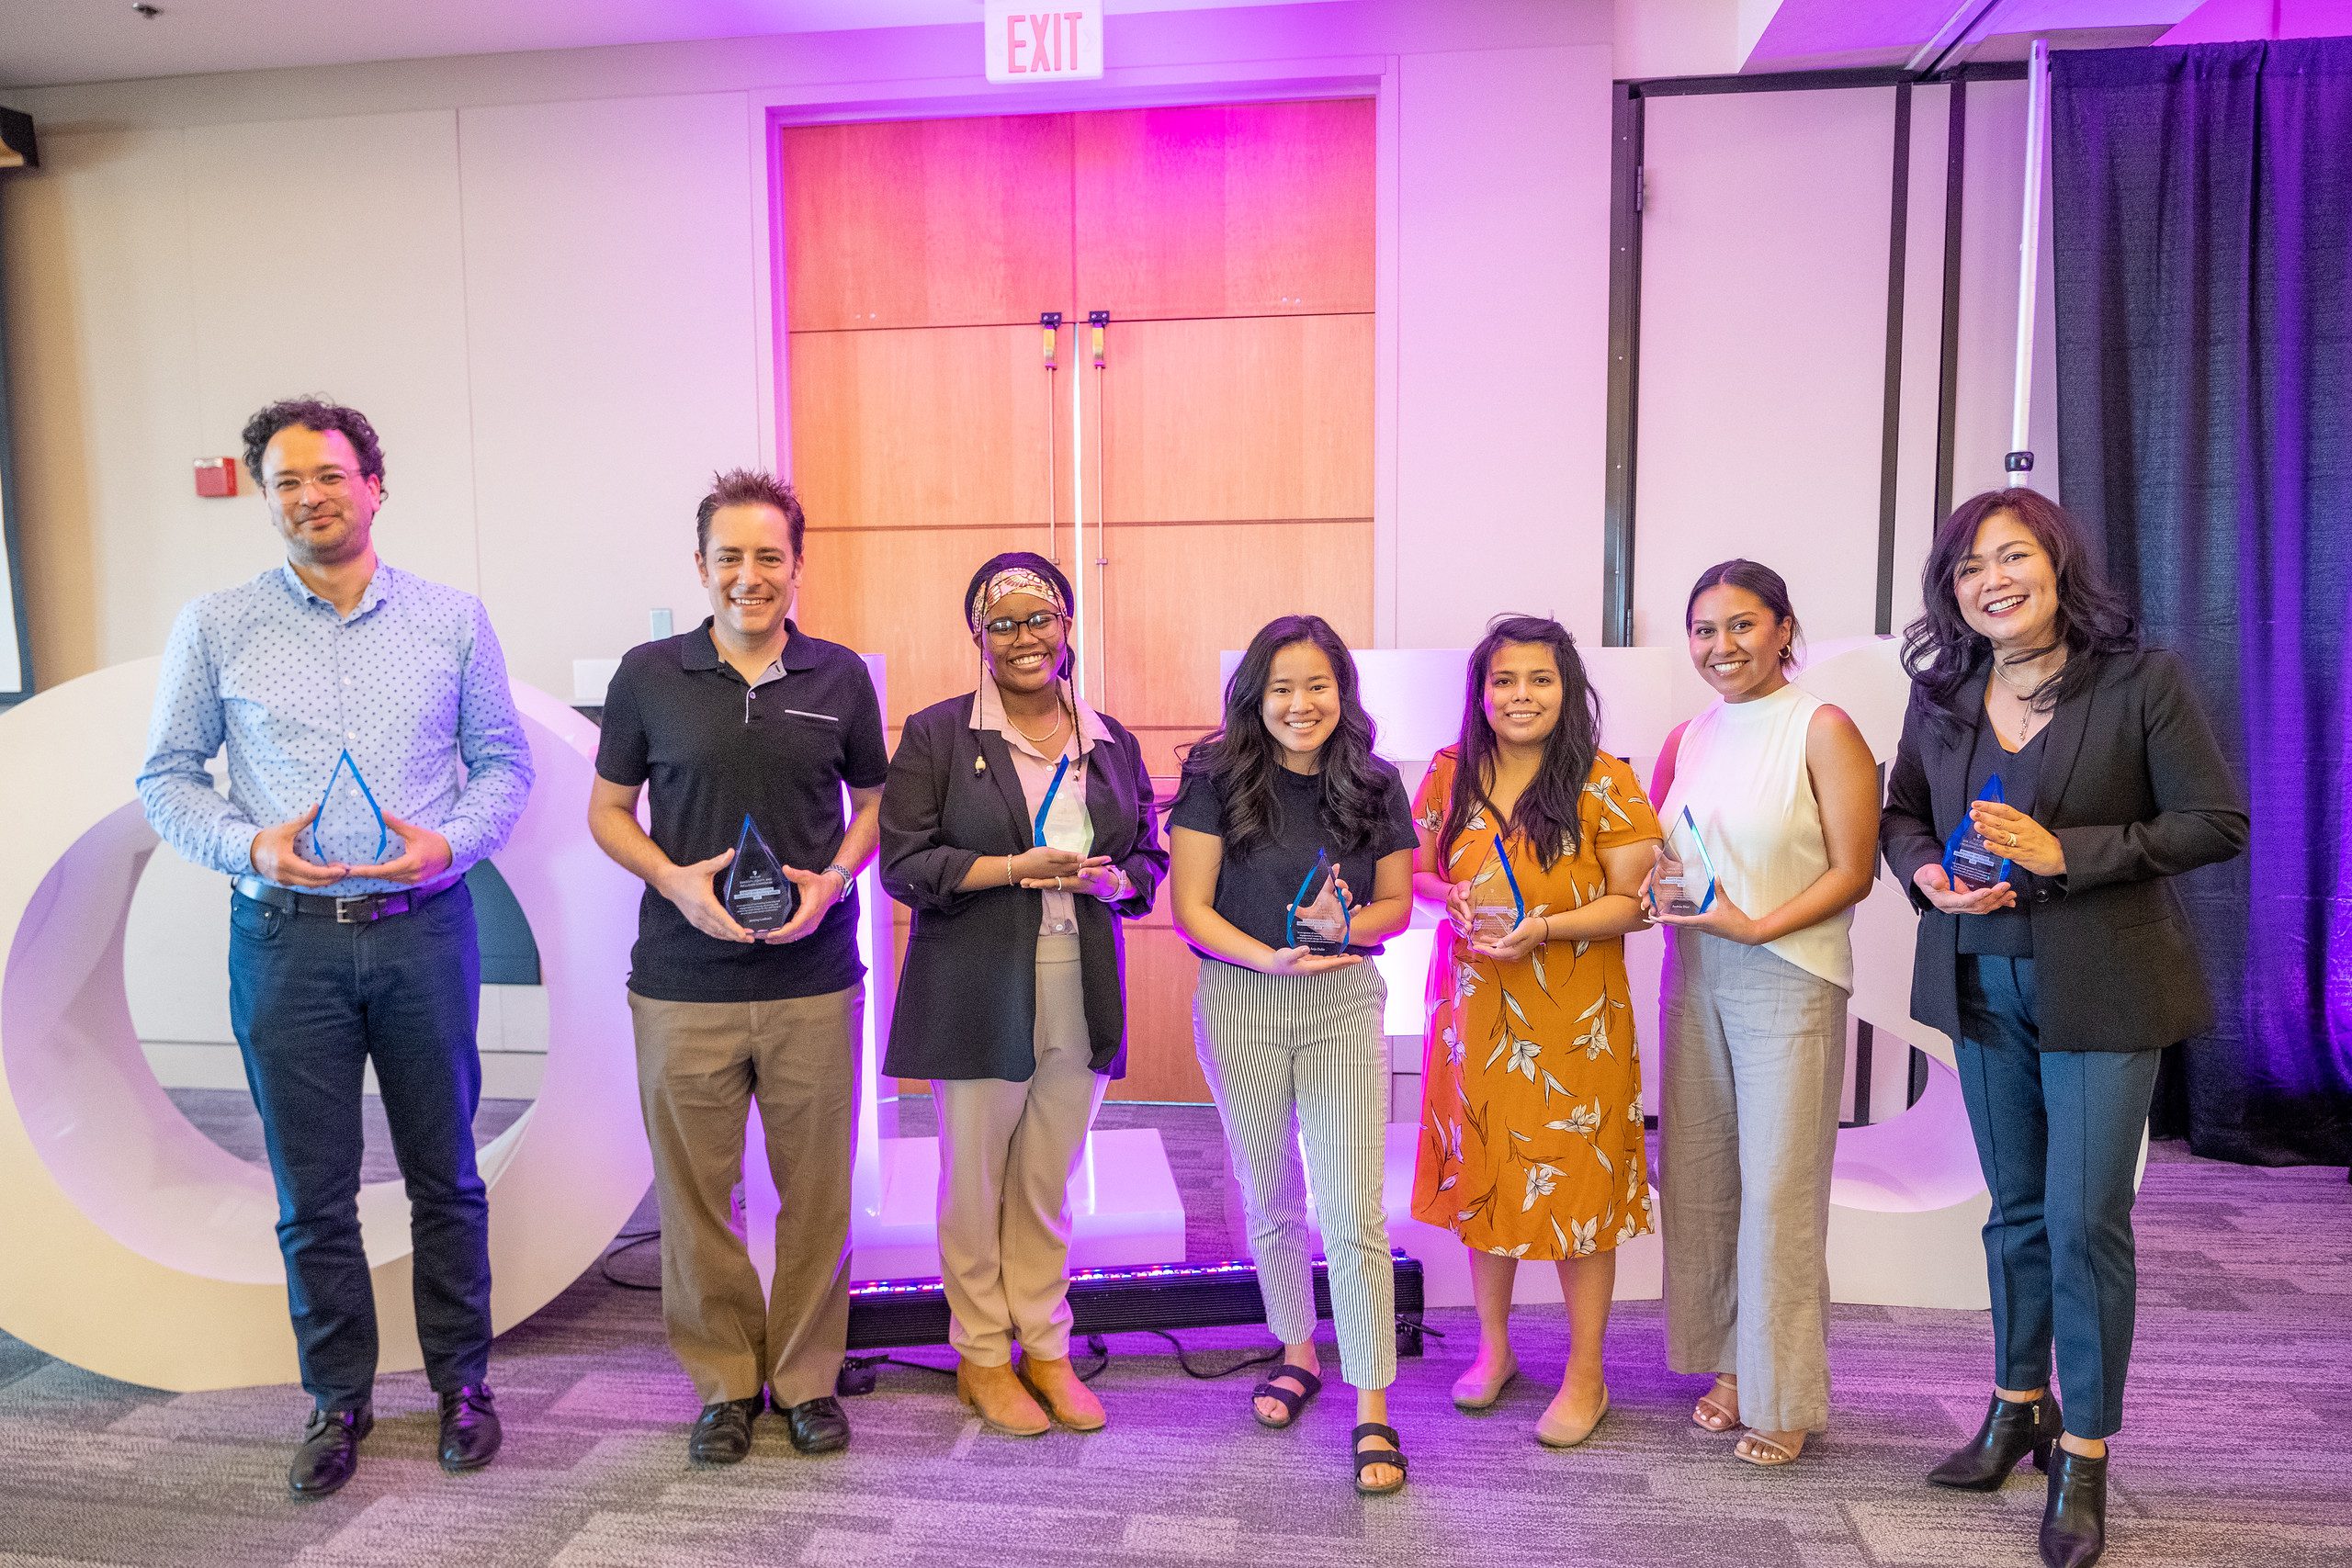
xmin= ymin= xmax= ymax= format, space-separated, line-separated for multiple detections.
xmin=1660 ymin=931 xmax=1848 ymax=1434
xmin=933 ymin=935 xmax=1107 ymax=1365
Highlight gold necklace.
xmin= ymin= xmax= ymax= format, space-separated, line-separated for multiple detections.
xmin=1005 ymin=702 xmax=1069 ymax=747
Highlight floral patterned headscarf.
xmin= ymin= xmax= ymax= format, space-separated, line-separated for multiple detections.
xmin=967 ymin=565 xmax=1069 ymax=637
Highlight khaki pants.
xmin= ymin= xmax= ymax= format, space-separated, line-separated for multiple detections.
xmin=933 ymin=936 xmax=1106 ymax=1365
xmin=629 ymin=985 xmax=862 ymax=1408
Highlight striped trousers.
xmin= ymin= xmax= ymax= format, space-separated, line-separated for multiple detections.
xmin=1193 ymin=959 xmax=1396 ymax=1391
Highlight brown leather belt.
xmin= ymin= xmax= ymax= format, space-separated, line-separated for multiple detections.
xmin=232 ymin=874 xmax=458 ymax=924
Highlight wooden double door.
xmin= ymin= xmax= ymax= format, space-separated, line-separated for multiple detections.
xmin=781 ymin=99 xmax=1374 ymax=1100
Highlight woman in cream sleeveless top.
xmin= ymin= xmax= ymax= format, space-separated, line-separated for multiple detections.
xmin=1647 ymin=560 xmax=1881 ymax=1469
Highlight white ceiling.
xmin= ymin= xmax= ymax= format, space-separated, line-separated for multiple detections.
xmin=0 ymin=0 xmax=1344 ymax=91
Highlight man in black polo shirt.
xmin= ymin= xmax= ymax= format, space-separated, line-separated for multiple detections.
xmin=586 ymin=470 xmax=886 ymax=1463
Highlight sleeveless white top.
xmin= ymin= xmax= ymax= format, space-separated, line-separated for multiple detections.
xmin=1659 ymin=682 xmax=1852 ymax=992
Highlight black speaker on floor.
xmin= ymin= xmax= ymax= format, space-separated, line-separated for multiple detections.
xmin=844 ymin=1253 xmax=1426 ymax=1359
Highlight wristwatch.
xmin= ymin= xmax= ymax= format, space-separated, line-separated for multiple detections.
xmin=823 ymin=863 xmax=855 ymax=887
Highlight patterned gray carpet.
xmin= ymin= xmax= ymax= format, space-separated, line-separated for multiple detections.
xmin=0 ymin=1094 xmax=2346 ymax=1567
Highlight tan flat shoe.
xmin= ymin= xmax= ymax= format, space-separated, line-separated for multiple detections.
xmin=1017 ymin=1354 xmax=1106 ymax=1432
xmin=1535 ymin=1385 xmax=1611 ymax=1449
xmin=956 ymin=1359 xmax=1049 ymax=1437
xmin=1451 ymin=1351 xmax=1520 ymax=1412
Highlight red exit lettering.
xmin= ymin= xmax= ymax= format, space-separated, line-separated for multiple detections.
xmin=1005 ymin=11 xmax=1087 ymax=75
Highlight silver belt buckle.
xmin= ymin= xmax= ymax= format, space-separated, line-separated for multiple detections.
xmin=334 ymin=896 xmax=374 ymax=924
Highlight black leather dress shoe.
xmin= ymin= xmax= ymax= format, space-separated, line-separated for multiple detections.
xmin=288 ymin=1404 xmax=373 ymax=1498
xmin=2040 ymin=1447 xmax=2109 ymax=1568
xmin=783 ymin=1394 xmax=851 ymax=1454
xmin=687 ymin=1394 xmax=763 ymax=1464
xmin=1928 ymin=1393 xmax=2061 ymax=1490
xmin=437 ymin=1384 xmax=503 ymax=1473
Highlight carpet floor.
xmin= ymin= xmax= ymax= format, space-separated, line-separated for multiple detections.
xmin=0 ymin=1094 xmax=2345 ymax=1567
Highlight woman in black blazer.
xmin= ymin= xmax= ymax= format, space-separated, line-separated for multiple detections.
xmin=1882 ymin=491 xmax=2245 ymax=1568
xmin=879 ymin=552 xmax=1167 ymax=1438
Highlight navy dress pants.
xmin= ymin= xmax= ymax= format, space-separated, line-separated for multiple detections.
xmin=1952 ymin=954 xmax=2160 ymax=1440
xmin=228 ymin=882 xmax=492 ymax=1411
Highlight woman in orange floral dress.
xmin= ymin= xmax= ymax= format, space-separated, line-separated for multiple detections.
xmin=1411 ymin=615 xmax=1661 ymax=1449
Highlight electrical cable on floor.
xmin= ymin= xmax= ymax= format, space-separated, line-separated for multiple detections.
xmin=597 ymin=1228 xmax=662 ymax=1291
xmin=1142 ymin=1329 xmax=1282 ymax=1381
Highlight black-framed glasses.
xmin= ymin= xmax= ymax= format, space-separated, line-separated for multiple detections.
xmin=983 ymin=610 xmax=1066 ymax=638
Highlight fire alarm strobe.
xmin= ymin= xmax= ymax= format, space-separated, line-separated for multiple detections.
xmin=193 ymin=457 xmax=238 ymax=498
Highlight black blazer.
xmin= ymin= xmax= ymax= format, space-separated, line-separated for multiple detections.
xmin=880 ymin=693 xmax=1168 ymax=1081
xmin=1881 ymin=648 xmax=2247 ymax=1053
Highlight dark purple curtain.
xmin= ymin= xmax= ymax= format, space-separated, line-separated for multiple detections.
xmin=2052 ymin=40 xmax=2352 ymax=1167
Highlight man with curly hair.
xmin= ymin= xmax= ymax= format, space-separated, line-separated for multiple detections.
xmin=136 ymin=397 xmax=533 ymax=1498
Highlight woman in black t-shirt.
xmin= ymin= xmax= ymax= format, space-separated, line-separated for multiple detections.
xmin=1167 ymin=615 xmax=1418 ymax=1495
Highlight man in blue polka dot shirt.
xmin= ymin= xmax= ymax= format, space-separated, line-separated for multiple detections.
xmin=136 ymin=398 xmax=533 ymax=1499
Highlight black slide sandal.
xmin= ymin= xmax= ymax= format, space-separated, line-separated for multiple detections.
xmin=1250 ymin=1364 xmax=1324 ymax=1429
xmin=1352 ymin=1422 xmax=1408 ymax=1495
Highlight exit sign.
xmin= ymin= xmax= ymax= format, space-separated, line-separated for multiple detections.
xmin=985 ymin=2 xmax=1103 ymax=84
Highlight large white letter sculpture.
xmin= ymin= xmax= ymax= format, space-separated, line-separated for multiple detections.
xmin=0 ymin=660 xmax=651 ymax=1391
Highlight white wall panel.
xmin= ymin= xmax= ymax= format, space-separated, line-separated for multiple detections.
xmin=1393 ymin=44 xmax=1612 ymax=649
xmin=458 ymin=91 xmax=761 ymax=702
xmin=181 ymin=111 xmax=481 ymax=596
xmin=1952 ymin=77 xmax=2063 ymax=513
xmin=1632 ymin=87 xmax=1899 ymax=652
xmin=2 ymin=130 xmax=221 ymax=676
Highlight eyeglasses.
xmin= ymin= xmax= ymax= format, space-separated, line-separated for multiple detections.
xmin=983 ymin=610 xmax=1066 ymax=638
xmin=270 ymin=471 xmax=355 ymax=499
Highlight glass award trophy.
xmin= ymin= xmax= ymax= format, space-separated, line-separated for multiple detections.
xmin=723 ymin=814 xmax=796 ymax=933
xmin=1468 ymin=831 xmax=1529 ymax=945
xmin=1285 ymin=848 xmax=1352 ymax=956
xmin=1034 ymin=754 xmax=1091 ymax=935
xmin=308 ymin=749 xmax=390 ymax=867
xmin=1942 ymin=774 xmax=2015 ymax=891
xmin=1655 ymin=806 xmax=1719 ymax=916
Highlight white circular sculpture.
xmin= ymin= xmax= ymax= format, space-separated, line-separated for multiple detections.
xmin=0 ymin=659 xmax=650 ymax=1391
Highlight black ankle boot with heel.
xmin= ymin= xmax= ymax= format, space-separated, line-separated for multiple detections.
xmin=2039 ymin=1446 xmax=2109 ymax=1568
xmin=1926 ymin=1392 xmax=2061 ymax=1490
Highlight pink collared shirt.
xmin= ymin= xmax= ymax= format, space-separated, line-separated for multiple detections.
xmin=973 ymin=679 xmax=1118 ymax=934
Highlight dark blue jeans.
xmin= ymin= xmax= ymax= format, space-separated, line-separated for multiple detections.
xmin=1953 ymin=955 xmax=2161 ymax=1440
xmin=228 ymin=883 xmax=492 ymax=1411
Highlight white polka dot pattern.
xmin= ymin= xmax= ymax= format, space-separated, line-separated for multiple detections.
xmin=135 ymin=563 xmax=535 ymax=895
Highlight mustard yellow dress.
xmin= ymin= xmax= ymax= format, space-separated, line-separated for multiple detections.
xmin=1411 ymin=748 xmax=1661 ymax=1258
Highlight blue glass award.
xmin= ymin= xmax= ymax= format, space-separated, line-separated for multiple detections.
xmin=1469 ymin=831 xmax=1529 ymax=945
xmin=1656 ymin=806 xmax=1719 ymax=916
xmin=1033 ymin=753 xmax=1091 ymax=936
xmin=1942 ymin=774 xmax=2015 ymax=892
xmin=723 ymin=814 xmax=796 ymax=933
xmin=1285 ymin=848 xmax=1352 ymax=956
xmin=309 ymin=749 xmax=390 ymax=866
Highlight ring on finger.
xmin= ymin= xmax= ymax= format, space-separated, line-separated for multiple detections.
xmin=2007 ymin=830 xmax=2018 ymax=847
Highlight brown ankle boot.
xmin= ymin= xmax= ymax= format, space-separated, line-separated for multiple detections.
xmin=956 ymin=1359 xmax=1049 ymax=1437
xmin=1018 ymin=1354 xmax=1107 ymax=1432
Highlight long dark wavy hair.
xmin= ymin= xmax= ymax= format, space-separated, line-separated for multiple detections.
xmin=1437 ymin=615 xmax=1602 ymax=873
xmin=963 ymin=550 xmax=1077 ymax=681
xmin=1174 ymin=615 xmax=1391 ymax=860
xmin=1901 ymin=489 xmax=2137 ymax=730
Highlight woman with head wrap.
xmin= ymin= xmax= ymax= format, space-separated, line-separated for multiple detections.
xmin=878 ymin=552 xmax=1168 ymax=1436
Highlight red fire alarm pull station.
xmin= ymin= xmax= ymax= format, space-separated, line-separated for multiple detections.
xmin=194 ymin=457 xmax=238 ymax=498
